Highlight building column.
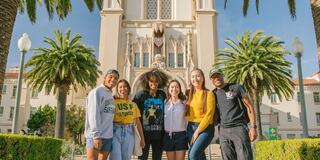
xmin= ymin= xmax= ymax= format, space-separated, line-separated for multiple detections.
xmin=124 ymin=32 xmax=132 ymax=82
xmin=139 ymin=43 xmax=143 ymax=68
xmin=196 ymin=6 xmax=218 ymax=88
xmin=174 ymin=41 xmax=178 ymax=68
xmin=186 ymin=31 xmax=194 ymax=83
xmin=98 ymin=5 xmax=123 ymax=83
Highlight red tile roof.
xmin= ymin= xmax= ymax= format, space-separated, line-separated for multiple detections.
xmin=292 ymin=79 xmax=320 ymax=85
xmin=5 ymin=72 xmax=26 ymax=79
xmin=5 ymin=72 xmax=19 ymax=79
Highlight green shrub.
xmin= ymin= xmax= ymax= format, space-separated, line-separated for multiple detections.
xmin=0 ymin=133 xmax=62 ymax=160
xmin=256 ymin=138 xmax=320 ymax=160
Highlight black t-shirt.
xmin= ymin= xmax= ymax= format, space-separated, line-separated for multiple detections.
xmin=214 ymin=83 xmax=246 ymax=128
xmin=133 ymin=90 xmax=166 ymax=139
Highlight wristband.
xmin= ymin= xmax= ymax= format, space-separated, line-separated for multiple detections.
xmin=250 ymin=124 xmax=257 ymax=129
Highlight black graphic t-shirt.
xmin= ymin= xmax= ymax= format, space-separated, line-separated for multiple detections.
xmin=133 ymin=90 xmax=166 ymax=139
xmin=215 ymin=83 xmax=246 ymax=128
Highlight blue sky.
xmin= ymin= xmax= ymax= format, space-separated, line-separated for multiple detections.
xmin=8 ymin=0 xmax=318 ymax=78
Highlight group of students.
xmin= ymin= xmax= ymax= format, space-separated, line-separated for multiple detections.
xmin=84 ymin=68 xmax=257 ymax=160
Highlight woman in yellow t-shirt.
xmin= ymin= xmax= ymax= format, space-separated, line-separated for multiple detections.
xmin=110 ymin=79 xmax=145 ymax=160
xmin=186 ymin=68 xmax=216 ymax=160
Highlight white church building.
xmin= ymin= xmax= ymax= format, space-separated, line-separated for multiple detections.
xmin=98 ymin=0 xmax=218 ymax=91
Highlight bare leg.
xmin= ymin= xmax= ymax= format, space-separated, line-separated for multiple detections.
xmin=175 ymin=150 xmax=186 ymax=160
xmin=166 ymin=151 xmax=175 ymax=160
xmin=98 ymin=151 xmax=110 ymax=160
xmin=87 ymin=148 xmax=98 ymax=160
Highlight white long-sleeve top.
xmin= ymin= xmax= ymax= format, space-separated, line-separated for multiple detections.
xmin=164 ymin=99 xmax=187 ymax=134
xmin=85 ymin=84 xmax=115 ymax=139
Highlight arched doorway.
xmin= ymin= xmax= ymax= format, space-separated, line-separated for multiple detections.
xmin=131 ymin=70 xmax=188 ymax=97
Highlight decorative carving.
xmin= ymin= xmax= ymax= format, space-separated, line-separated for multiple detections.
xmin=152 ymin=54 xmax=166 ymax=69
xmin=153 ymin=22 xmax=164 ymax=48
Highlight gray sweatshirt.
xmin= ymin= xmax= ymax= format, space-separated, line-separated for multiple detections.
xmin=85 ymin=84 xmax=115 ymax=139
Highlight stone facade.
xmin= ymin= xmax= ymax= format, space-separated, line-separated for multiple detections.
xmin=98 ymin=0 xmax=218 ymax=92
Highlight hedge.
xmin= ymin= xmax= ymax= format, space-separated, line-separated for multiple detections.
xmin=0 ymin=133 xmax=63 ymax=160
xmin=256 ymin=138 xmax=320 ymax=160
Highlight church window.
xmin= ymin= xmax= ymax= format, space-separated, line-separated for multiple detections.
xmin=146 ymin=0 xmax=171 ymax=19
xmin=161 ymin=0 xmax=171 ymax=19
xmin=147 ymin=0 xmax=157 ymax=19
xmin=143 ymin=52 xmax=149 ymax=67
xmin=134 ymin=52 xmax=140 ymax=67
xmin=177 ymin=53 xmax=184 ymax=67
xmin=168 ymin=53 xmax=175 ymax=68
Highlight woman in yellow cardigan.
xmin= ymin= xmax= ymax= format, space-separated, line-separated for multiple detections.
xmin=186 ymin=68 xmax=216 ymax=160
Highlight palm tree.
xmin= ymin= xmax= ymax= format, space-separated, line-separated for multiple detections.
xmin=25 ymin=29 xmax=101 ymax=138
xmin=215 ymin=31 xmax=294 ymax=140
xmin=223 ymin=0 xmax=296 ymax=18
xmin=0 ymin=0 xmax=102 ymax=107
xmin=225 ymin=0 xmax=320 ymax=71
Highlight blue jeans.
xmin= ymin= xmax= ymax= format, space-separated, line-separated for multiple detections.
xmin=110 ymin=124 xmax=134 ymax=160
xmin=86 ymin=138 xmax=112 ymax=152
xmin=187 ymin=123 xmax=214 ymax=160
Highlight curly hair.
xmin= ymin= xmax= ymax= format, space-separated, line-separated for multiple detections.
xmin=139 ymin=69 xmax=168 ymax=90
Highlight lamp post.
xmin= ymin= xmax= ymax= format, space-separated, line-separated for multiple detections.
xmin=291 ymin=37 xmax=309 ymax=138
xmin=12 ymin=33 xmax=31 ymax=133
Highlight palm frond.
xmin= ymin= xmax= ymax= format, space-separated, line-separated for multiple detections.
xmin=288 ymin=0 xmax=296 ymax=19
xmin=224 ymin=0 xmax=228 ymax=9
xmin=44 ymin=0 xmax=54 ymax=20
xmin=26 ymin=0 xmax=37 ymax=23
xmin=243 ymin=0 xmax=250 ymax=17
xmin=217 ymin=31 xmax=294 ymax=102
xmin=84 ymin=0 xmax=94 ymax=12
xmin=26 ymin=29 xmax=101 ymax=93
xmin=256 ymin=0 xmax=260 ymax=14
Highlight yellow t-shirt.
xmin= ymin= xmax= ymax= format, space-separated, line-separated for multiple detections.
xmin=113 ymin=99 xmax=141 ymax=124
xmin=186 ymin=90 xmax=216 ymax=132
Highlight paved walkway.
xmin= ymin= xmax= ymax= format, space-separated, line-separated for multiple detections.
xmin=75 ymin=144 xmax=222 ymax=160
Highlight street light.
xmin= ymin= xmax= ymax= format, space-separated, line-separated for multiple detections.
xmin=291 ymin=37 xmax=309 ymax=138
xmin=12 ymin=33 xmax=31 ymax=133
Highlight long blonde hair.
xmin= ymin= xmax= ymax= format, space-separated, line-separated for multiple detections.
xmin=186 ymin=68 xmax=208 ymax=115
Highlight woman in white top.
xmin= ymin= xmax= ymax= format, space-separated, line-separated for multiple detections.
xmin=163 ymin=80 xmax=188 ymax=160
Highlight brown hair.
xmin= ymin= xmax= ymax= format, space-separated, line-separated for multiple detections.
xmin=166 ymin=79 xmax=186 ymax=101
xmin=139 ymin=69 xmax=168 ymax=90
xmin=186 ymin=68 xmax=208 ymax=115
xmin=115 ymin=79 xmax=131 ymax=98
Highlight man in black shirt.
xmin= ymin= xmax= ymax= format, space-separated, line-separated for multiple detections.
xmin=209 ymin=69 xmax=257 ymax=160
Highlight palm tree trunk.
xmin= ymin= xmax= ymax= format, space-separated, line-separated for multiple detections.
xmin=311 ymin=0 xmax=320 ymax=70
xmin=253 ymin=89 xmax=263 ymax=140
xmin=0 ymin=0 xmax=19 ymax=105
xmin=55 ymin=84 xmax=68 ymax=138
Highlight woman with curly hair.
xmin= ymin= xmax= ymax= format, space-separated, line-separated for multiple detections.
xmin=133 ymin=69 xmax=168 ymax=160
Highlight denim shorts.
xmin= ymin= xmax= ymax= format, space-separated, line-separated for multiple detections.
xmin=163 ymin=131 xmax=188 ymax=151
xmin=86 ymin=138 xmax=112 ymax=152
